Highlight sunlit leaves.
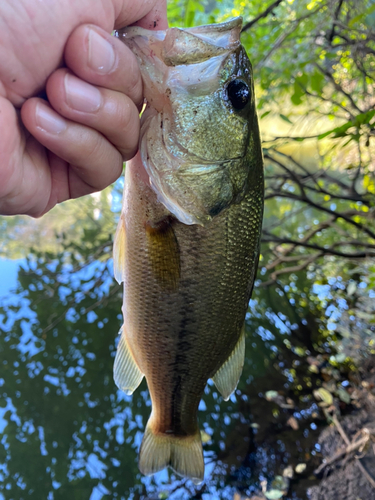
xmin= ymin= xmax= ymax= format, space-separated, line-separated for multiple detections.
xmin=364 ymin=174 xmax=375 ymax=194
xmin=317 ymin=109 xmax=375 ymax=140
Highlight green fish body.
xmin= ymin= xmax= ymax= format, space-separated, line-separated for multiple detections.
xmin=113 ymin=17 xmax=264 ymax=483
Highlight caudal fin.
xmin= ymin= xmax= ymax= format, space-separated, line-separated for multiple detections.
xmin=139 ymin=419 xmax=204 ymax=484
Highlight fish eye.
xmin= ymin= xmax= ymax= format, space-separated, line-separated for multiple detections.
xmin=226 ymin=79 xmax=250 ymax=111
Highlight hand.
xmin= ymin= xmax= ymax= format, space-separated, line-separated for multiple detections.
xmin=0 ymin=0 xmax=167 ymax=216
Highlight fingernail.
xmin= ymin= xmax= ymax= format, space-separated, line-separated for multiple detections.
xmin=35 ymin=103 xmax=66 ymax=134
xmin=64 ymin=74 xmax=102 ymax=113
xmin=88 ymin=28 xmax=115 ymax=74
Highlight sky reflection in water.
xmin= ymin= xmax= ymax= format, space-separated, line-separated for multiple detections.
xmin=0 ymin=235 xmax=326 ymax=499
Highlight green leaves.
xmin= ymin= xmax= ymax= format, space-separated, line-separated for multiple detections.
xmin=184 ymin=0 xmax=205 ymax=27
xmin=348 ymin=2 xmax=375 ymax=27
xmin=318 ymin=109 xmax=375 ymax=140
xmin=279 ymin=113 xmax=293 ymax=124
xmin=167 ymin=0 xmax=213 ymax=28
xmin=291 ymin=73 xmax=308 ymax=105
xmin=291 ymin=69 xmax=325 ymax=106
xmin=310 ymin=70 xmax=325 ymax=94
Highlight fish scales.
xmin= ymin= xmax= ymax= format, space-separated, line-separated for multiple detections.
xmin=113 ymin=17 xmax=264 ymax=483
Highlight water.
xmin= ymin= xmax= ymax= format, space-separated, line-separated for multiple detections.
xmin=0 ymin=200 xmax=360 ymax=500
xmin=0 ymin=259 xmax=23 ymax=299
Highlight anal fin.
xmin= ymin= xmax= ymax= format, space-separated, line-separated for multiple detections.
xmin=114 ymin=326 xmax=144 ymax=395
xmin=211 ymin=325 xmax=245 ymax=401
xmin=113 ymin=216 xmax=126 ymax=285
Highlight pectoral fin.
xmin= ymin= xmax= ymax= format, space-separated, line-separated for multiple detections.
xmin=114 ymin=326 xmax=144 ymax=395
xmin=145 ymin=216 xmax=180 ymax=290
xmin=211 ymin=325 xmax=245 ymax=401
xmin=113 ymin=216 xmax=126 ymax=285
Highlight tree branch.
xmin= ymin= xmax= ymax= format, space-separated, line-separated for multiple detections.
xmin=264 ymin=153 xmax=307 ymax=199
xmin=264 ymin=191 xmax=375 ymax=240
xmin=260 ymin=253 xmax=323 ymax=286
xmin=327 ymin=0 xmax=344 ymax=44
xmin=261 ymin=233 xmax=375 ymax=259
xmin=242 ymin=0 xmax=284 ymax=32
xmin=314 ymin=62 xmax=363 ymax=113
xmin=314 ymin=432 xmax=374 ymax=475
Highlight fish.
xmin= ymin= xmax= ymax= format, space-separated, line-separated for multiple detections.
xmin=113 ymin=17 xmax=264 ymax=484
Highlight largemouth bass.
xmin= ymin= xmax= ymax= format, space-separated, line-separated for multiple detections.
xmin=113 ymin=17 xmax=263 ymax=484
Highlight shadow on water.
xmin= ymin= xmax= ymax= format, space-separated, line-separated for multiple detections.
xmin=0 ymin=217 xmax=360 ymax=500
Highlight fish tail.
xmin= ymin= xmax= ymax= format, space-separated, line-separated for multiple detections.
xmin=139 ymin=418 xmax=204 ymax=484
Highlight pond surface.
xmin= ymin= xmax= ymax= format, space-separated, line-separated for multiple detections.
xmin=0 ymin=197 xmax=354 ymax=500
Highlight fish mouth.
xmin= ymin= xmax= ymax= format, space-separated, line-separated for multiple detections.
xmin=176 ymin=157 xmax=245 ymax=175
xmin=117 ymin=17 xmax=243 ymax=67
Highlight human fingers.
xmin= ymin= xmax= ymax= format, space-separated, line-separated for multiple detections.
xmin=115 ymin=0 xmax=168 ymax=30
xmin=21 ymin=98 xmax=124 ymax=196
xmin=64 ymin=25 xmax=143 ymax=111
xmin=0 ymin=95 xmax=59 ymax=217
xmin=0 ymin=96 xmax=27 ymax=210
xmin=130 ymin=0 xmax=168 ymax=30
xmin=45 ymin=68 xmax=140 ymax=160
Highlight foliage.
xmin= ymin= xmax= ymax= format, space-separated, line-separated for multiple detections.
xmin=167 ymin=1 xmax=375 ymax=352
xmin=0 ymin=188 xmax=116 ymax=259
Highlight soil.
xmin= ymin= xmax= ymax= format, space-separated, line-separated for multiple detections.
xmin=308 ymin=357 xmax=375 ymax=500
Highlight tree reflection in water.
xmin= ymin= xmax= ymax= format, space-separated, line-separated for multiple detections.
xmin=0 ymin=218 xmax=335 ymax=500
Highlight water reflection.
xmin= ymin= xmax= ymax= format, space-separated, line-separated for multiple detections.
xmin=0 ymin=220 xmax=353 ymax=500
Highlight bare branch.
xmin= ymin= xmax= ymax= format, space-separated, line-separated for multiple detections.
xmin=260 ymin=253 xmax=323 ymax=286
xmin=256 ymin=26 xmax=294 ymax=68
xmin=303 ymin=86 xmax=356 ymax=120
xmin=314 ymin=62 xmax=363 ymax=113
xmin=264 ymin=153 xmax=308 ymax=199
xmin=264 ymin=191 xmax=375 ymax=240
xmin=330 ymin=414 xmax=375 ymax=490
xmin=315 ymin=431 xmax=374 ymax=475
xmin=268 ymin=150 xmax=320 ymax=179
xmin=327 ymin=0 xmax=345 ymax=44
xmin=242 ymin=0 xmax=284 ymax=32
xmin=302 ymin=184 xmax=368 ymax=205
xmin=255 ymin=3 xmax=328 ymax=67
xmin=261 ymin=233 xmax=375 ymax=259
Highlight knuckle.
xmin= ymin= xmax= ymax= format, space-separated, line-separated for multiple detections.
xmin=121 ymin=53 xmax=143 ymax=103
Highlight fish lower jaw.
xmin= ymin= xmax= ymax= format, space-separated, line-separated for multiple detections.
xmin=154 ymin=188 xmax=212 ymax=226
